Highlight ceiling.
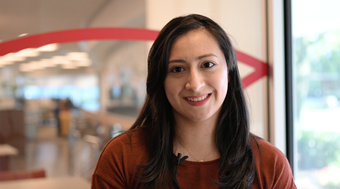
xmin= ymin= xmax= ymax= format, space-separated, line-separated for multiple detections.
xmin=0 ymin=0 xmax=105 ymax=42
xmin=0 ymin=0 xmax=146 ymax=76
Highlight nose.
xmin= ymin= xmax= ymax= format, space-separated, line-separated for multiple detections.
xmin=185 ymin=68 xmax=204 ymax=91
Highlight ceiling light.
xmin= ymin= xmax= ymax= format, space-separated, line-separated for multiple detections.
xmin=62 ymin=64 xmax=78 ymax=69
xmin=52 ymin=56 xmax=72 ymax=65
xmin=67 ymin=52 xmax=89 ymax=61
xmin=0 ymin=58 xmax=13 ymax=65
xmin=16 ymin=48 xmax=40 ymax=57
xmin=19 ymin=63 xmax=41 ymax=72
xmin=2 ymin=53 xmax=25 ymax=62
xmin=0 ymin=61 xmax=11 ymax=66
xmin=0 ymin=58 xmax=4 ymax=65
xmin=18 ymin=33 xmax=28 ymax=37
xmin=36 ymin=43 xmax=59 ymax=52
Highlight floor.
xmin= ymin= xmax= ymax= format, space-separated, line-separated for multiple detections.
xmin=9 ymin=125 xmax=99 ymax=182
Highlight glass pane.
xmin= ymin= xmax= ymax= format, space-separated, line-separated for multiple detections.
xmin=0 ymin=0 xmax=148 ymax=185
xmin=292 ymin=0 xmax=340 ymax=188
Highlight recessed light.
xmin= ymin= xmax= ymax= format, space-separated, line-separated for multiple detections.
xmin=36 ymin=43 xmax=59 ymax=52
xmin=67 ymin=52 xmax=89 ymax=61
xmin=62 ymin=64 xmax=78 ymax=69
xmin=3 ymin=53 xmax=25 ymax=62
xmin=18 ymin=33 xmax=28 ymax=37
xmin=16 ymin=48 xmax=40 ymax=57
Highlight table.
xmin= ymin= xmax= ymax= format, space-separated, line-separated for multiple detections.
xmin=0 ymin=144 xmax=18 ymax=171
xmin=0 ymin=176 xmax=91 ymax=189
xmin=0 ymin=144 xmax=18 ymax=156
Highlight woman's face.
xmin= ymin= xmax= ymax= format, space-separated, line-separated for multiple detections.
xmin=164 ymin=28 xmax=229 ymax=123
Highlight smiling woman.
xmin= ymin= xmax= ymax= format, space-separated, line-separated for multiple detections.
xmin=91 ymin=14 xmax=296 ymax=189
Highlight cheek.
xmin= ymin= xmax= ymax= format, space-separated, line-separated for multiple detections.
xmin=164 ymin=78 xmax=177 ymax=102
xmin=222 ymin=83 xmax=228 ymax=99
xmin=215 ymin=72 xmax=229 ymax=98
xmin=222 ymin=73 xmax=229 ymax=92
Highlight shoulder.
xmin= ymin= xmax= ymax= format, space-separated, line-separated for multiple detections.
xmin=251 ymin=136 xmax=297 ymax=189
xmin=91 ymin=128 xmax=148 ymax=188
xmin=105 ymin=128 xmax=147 ymax=151
xmin=98 ymin=128 xmax=148 ymax=164
xmin=251 ymin=136 xmax=288 ymax=164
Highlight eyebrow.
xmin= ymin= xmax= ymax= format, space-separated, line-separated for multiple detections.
xmin=168 ymin=53 xmax=218 ymax=64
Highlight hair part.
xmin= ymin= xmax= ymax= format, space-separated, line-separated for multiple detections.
xmin=130 ymin=14 xmax=256 ymax=189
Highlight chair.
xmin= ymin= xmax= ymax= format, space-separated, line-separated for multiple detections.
xmin=0 ymin=169 xmax=46 ymax=181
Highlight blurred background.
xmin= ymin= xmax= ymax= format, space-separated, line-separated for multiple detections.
xmin=0 ymin=0 xmax=339 ymax=188
xmin=292 ymin=1 xmax=340 ymax=188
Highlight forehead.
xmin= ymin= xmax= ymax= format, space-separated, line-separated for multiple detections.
xmin=169 ymin=28 xmax=222 ymax=58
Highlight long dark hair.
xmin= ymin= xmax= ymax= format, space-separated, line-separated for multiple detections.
xmin=130 ymin=14 xmax=256 ymax=189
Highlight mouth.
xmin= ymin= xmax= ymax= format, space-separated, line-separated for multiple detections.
xmin=185 ymin=94 xmax=210 ymax=102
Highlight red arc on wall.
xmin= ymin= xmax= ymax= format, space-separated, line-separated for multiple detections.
xmin=0 ymin=28 xmax=267 ymax=88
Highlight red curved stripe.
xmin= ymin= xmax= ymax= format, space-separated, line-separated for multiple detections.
xmin=0 ymin=28 xmax=159 ymax=56
xmin=0 ymin=27 xmax=267 ymax=88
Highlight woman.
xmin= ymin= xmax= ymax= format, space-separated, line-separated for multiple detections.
xmin=92 ymin=14 xmax=296 ymax=189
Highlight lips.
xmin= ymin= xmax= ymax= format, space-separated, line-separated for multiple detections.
xmin=184 ymin=94 xmax=211 ymax=106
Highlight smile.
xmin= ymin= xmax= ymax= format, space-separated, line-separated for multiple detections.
xmin=184 ymin=94 xmax=211 ymax=106
xmin=186 ymin=94 xmax=209 ymax=102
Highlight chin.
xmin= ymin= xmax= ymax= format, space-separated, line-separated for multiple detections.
xmin=187 ymin=114 xmax=211 ymax=122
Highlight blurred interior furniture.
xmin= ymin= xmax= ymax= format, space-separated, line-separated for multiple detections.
xmin=0 ymin=169 xmax=46 ymax=181
xmin=81 ymin=110 xmax=134 ymax=131
xmin=73 ymin=110 xmax=134 ymax=147
xmin=24 ymin=99 xmax=55 ymax=140
xmin=0 ymin=109 xmax=25 ymax=155
xmin=0 ymin=176 xmax=90 ymax=189
xmin=0 ymin=144 xmax=18 ymax=171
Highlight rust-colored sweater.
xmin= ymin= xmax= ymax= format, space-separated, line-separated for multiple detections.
xmin=92 ymin=129 xmax=296 ymax=189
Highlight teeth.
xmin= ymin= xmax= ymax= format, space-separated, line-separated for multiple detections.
xmin=187 ymin=95 xmax=208 ymax=102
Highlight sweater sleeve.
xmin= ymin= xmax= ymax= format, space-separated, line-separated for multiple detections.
xmin=91 ymin=134 xmax=129 ymax=189
xmin=92 ymin=173 xmax=126 ymax=189
xmin=252 ymin=137 xmax=297 ymax=189
xmin=271 ymin=150 xmax=297 ymax=189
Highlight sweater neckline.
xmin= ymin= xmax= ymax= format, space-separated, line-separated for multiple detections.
xmin=173 ymin=153 xmax=220 ymax=165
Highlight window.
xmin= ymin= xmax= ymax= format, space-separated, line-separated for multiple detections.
xmin=291 ymin=0 xmax=340 ymax=188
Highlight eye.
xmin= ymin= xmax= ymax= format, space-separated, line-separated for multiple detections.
xmin=171 ymin=66 xmax=184 ymax=73
xmin=202 ymin=62 xmax=215 ymax=68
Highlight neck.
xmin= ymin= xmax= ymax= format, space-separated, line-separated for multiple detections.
xmin=173 ymin=112 xmax=220 ymax=162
